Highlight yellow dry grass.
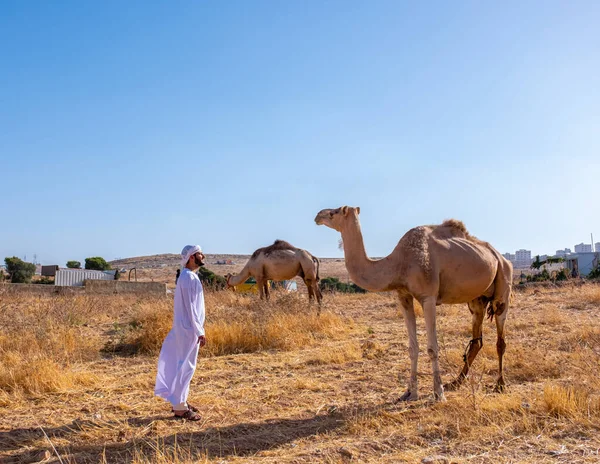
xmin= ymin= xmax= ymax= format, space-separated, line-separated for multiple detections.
xmin=1 ymin=283 xmax=600 ymax=463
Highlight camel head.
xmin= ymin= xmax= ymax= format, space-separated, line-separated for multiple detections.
xmin=314 ymin=206 xmax=360 ymax=232
xmin=224 ymin=273 xmax=236 ymax=291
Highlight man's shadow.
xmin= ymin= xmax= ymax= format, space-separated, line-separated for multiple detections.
xmin=3 ymin=402 xmax=396 ymax=463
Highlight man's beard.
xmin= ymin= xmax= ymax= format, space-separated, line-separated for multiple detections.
xmin=194 ymin=255 xmax=205 ymax=267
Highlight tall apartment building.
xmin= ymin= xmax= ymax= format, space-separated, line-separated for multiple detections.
xmin=502 ymin=252 xmax=516 ymax=262
xmin=555 ymin=248 xmax=572 ymax=257
xmin=515 ymin=249 xmax=532 ymax=268
xmin=574 ymin=243 xmax=592 ymax=253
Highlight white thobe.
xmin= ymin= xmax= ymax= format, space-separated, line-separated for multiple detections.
xmin=154 ymin=268 xmax=205 ymax=406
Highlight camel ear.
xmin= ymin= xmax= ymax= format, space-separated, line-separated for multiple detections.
xmin=341 ymin=206 xmax=349 ymax=216
xmin=356 ymin=206 xmax=360 ymax=215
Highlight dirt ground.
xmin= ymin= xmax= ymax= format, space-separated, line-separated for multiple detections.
xmin=1 ymin=283 xmax=600 ymax=463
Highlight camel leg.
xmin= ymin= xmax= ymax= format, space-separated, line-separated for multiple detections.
xmin=304 ymin=279 xmax=315 ymax=303
xmin=397 ymin=294 xmax=419 ymax=402
xmin=315 ymin=283 xmax=323 ymax=308
xmin=256 ymin=277 xmax=265 ymax=300
xmin=421 ymin=296 xmax=446 ymax=401
xmin=445 ymin=297 xmax=486 ymax=391
xmin=494 ymin=302 xmax=508 ymax=392
xmin=263 ymin=281 xmax=271 ymax=301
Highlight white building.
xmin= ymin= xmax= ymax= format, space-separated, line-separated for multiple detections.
xmin=574 ymin=243 xmax=592 ymax=253
xmin=595 ymin=242 xmax=600 ymax=252
xmin=555 ymin=248 xmax=571 ymax=257
xmin=515 ymin=249 xmax=532 ymax=268
xmin=502 ymin=252 xmax=516 ymax=262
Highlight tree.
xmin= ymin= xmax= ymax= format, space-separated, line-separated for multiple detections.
xmin=85 ymin=257 xmax=110 ymax=271
xmin=4 ymin=257 xmax=36 ymax=283
xmin=66 ymin=260 xmax=81 ymax=269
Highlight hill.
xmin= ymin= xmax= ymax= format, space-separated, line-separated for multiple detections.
xmin=109 ymin=254 xmax=351 ymax=289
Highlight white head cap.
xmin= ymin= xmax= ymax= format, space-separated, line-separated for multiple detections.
xmin=180 ymin=244 xmax=202 ymax=269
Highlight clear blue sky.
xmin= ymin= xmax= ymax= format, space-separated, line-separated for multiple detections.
xmin=1 ymin=1 xmax=599 ymax=266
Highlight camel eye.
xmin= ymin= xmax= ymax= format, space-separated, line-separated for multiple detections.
xmin=329 ymin=212 xmax=334 ymax=217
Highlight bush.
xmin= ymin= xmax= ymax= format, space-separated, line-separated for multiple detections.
xmin=588 ymin=266 xmax=600 ymax=280
xmin=66 ymin=261 xmax=81 ymax=269
xmin=319 ymin=276 xmax=366 ymax=293
xmin=34 ymin=276 xmax=54 ymax=285
xmin=555 ymin=269 xmax=570 ymax=281
xmin=526 ymin=268 xmax=551 ymax=283
xmin=4 ymin=257 xmax=36 ymax=283
xmin=85 ymin=257 xmax=110 ymax=271
xmin=197 ymin=267 xmax=227 ymax=290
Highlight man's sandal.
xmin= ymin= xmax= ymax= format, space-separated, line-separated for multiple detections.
xmin=174 ymin=408 xmax=202 ymax=421
xmin=171 ymin=403 xmax=199 ymax=413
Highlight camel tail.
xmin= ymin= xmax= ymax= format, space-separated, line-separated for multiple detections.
xmin=486 ymin=257 xmax=513 ymax=320
xmin=312 ymin=255 xmax=320 ymax=281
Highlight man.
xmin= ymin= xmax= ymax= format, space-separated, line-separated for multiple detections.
xmin=154 ymin=245 xmax=207 ymax=421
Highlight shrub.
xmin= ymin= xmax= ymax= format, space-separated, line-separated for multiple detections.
xmin=527 ymin=268 xmax=551 ymax=282
xmin=555 ymin=268 xmax=570 ymax=281
xmin=4 ymin=257 xmax=36 ymax=283
xmin=588 ymin=266 xmax=600 ymax=280
xmin=197 ymin=267 xmax=227 ymax=290
xmin=320 ymin=276 xmax=366 ymax=293
xmin=85 ymin=257 xmax=110 ymax=271
xmin=66 ymin=261 xmax=81 ymax=269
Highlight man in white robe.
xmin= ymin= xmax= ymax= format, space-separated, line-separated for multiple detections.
xmin=154 ymin=244 xmax=206 ymax=421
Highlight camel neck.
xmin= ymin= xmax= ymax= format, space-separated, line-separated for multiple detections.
xmin=229 ymin=265 xmax=251 ymax=286
xmin=340 ymin=217 xmax=395 ymax=292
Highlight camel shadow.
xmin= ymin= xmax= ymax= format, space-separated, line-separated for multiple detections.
xmin=1 ymin=401 xmax=402 ymax=463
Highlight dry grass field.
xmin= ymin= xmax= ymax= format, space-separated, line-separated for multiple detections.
xmin=1 ymin=282 xmax=600 ymax=463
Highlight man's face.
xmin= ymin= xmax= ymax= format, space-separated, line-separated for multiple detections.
xmin=193 ymin=251 xmax=205 ymax=267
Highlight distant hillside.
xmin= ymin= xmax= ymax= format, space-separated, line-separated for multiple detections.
xmin=108 ymin=253 xmax=351 ymax=285
xmin=109 ymin=253 xmax=252 ymax=269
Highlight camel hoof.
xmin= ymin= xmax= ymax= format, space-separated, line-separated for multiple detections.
xmin=493 ymin=383 xmax=507 ymax=393
xmin=443 ymin=380 xmax=462 ymax=392
xmin=396 ymin=390 xmax=418 ymax=402
xmin=434 ymin=392 xmax=447 ymax=402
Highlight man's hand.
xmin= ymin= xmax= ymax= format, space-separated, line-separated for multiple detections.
xmin=198 ymin=335 xmax=206 ymax=347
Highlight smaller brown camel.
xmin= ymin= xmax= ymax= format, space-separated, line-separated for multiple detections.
xmin=315 ymin=206 xmax=512 ymax=402
xmin=225 ymin=240 xmax=323 ymax=306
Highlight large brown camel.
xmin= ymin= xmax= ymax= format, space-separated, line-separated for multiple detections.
xmin=225 ymin=240 xmax=323 ymax=306
xmin=315 ymin=206 xmax=512 ymax=402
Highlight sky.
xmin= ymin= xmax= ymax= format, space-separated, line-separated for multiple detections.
xmin=1 ymin=1 xmax=599 ymax=266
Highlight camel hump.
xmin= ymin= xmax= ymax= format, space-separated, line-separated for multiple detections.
xmin=272 ymin=239 xmax=295 ymax=249
xmin=441 ymin=219 xmax=469 ymax=235
xmin=251 ymin=239 xmax=297 ymax=258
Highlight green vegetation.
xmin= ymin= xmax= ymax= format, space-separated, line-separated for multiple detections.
xmin=85 ymin=257 xmax=110 ymax=271
xmin=588 ymin=266 xmax=600 ymax=280
xmin=319 ymin=276 xmax=366 ymax=293
xmin=197 ymin=267 xmax=227 ymax=290
xmin=66 ymin=260 xmax=81 ymax=269
xmin=531 ymin=255 xmax=564 ymax=270
xmin=4 ymin=257 xmax=36 ymax=283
